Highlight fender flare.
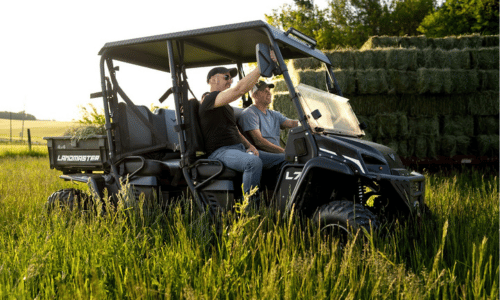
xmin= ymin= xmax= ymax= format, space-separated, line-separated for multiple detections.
xmin=286 ymin=157 xmax=354 ymax=213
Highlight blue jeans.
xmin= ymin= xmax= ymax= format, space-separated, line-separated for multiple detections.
xmin=208 ymin=143 xmax=286 ymax=194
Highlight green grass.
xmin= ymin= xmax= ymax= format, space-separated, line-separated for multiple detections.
xmin=0 ymin=119 xmax=77 ymax=144
xmin=0 ymin=144 xmax=48 ymax=158
xmin=0 ymin=157 xmax=498 ymax=299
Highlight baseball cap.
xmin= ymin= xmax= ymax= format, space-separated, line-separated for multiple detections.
xmin=206 ymin=67 xmax=238 ymax=83
xmin=251 ymin=80 xmax=275 ymax=94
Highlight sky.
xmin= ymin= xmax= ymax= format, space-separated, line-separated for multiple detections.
xmin=0 ymin=0 xmax=328 ymax=121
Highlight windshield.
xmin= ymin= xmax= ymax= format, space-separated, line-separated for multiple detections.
xmin=296 ymin=84 xmax=364 ymax=137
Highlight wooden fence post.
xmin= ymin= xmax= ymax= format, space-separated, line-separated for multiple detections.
xmin=27 ymin=129 xmax=31 ymax=151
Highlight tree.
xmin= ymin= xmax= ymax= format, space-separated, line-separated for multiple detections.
xmin=418 ymin=0 xmax=500 ymax=37
xmin=266 ymin=1 xmax=337 ymax=49
xmin=267 ymin=0 xmax=436 ymax=49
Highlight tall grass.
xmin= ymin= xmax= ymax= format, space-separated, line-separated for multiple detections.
xmin=0 ymin=157 xmax=498 ymax=299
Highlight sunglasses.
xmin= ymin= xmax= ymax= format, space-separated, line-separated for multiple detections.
xmin=222 ymin=74 xmax=231 ymax=80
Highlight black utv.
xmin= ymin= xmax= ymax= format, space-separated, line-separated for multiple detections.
xmin=45 ymin=21 xmax=426 ymax=234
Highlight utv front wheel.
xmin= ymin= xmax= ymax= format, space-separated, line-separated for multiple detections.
xmin=46 ymin=188 xmax=90 ymax=212
xmin=313 ymin=200 xmax=379 ymax=240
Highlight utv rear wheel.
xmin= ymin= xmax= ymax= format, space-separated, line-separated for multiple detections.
xmin=46 ymin=188 xmax=90 ymax=212
xmin=313 ymin=200 xmax=379 ymax=241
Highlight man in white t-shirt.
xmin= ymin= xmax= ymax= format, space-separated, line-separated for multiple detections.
xmin=238 ymin=81 xmax=298 ymax=153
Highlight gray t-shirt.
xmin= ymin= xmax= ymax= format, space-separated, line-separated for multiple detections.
xmin=238 ymin=105 xmax=288 ymax=147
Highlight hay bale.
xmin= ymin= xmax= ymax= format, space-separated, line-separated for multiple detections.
xmin=387 ymin=70 xmax=418 ymax=94
xmin=356 ymin=69 xmax=388 ymax=94
xmin=333 ymin=69 xmax=356 ymax=95
xmin=371 ymin=49 xmax=388 ymax=69
xmin=405 ymin=94 xmax=468 ymax=116
xmin=397 ymin=139 xmax=409 ymax=157
xmin=290 ymin=58 xmax=322 ymax=70
xmin=374 ymin=113 xmax=399 ymax=139
xmin=439 ymin=135 xmax=457 ymax=157
xmin=427 ymin=136 xmax=438 ymax=158
xmin=455 ymin=136 xmax=471 ymax=155
xmin=291 ymin=70 xmax=326 ymax=91
xmin=409 ymin=115 xmax=439 ymax=137
xmin=417 ymin=68 xmax=452 ymax=94
xmin=478 ymin=70 xmax=500 ymax=91
xmin=423 ymin=48 xmax=446 ymax=68
xmin=467 ymin=91 xmax=500 ymax=115
xmin=327 ymin=50 xmax=356 ymax=69
xmin=482 ymin=35 xmax=499 ymax=47
xmin=476 ymin=135 xmax=499 ymax=156
xmin=354 ymin=50 xmax=375 ymax=69
xmin=471 ymin=47 xmax=500 ymax=69
xmin=477 ymin=116 xmax=500 ymax=135
xmin=451 ymin=69 xmax=479 ymax=94
xmin=272 ymin=79 xmax=288 ymax=92
xmin=448 ymin=49 xmax=471 ymax=69
xmin=442 ymin=115 xmax=474 ymax=136
xmin=361 ymin=36 xmax=400 ymax=49
xmin=410 ymin=136 xmax=428 ymax=158
xmin=386 ymin=48 xmax=418 ymax=71
xmin=432 ymin=37 xmax=458 ymax=50
xmin=271 ymin=93 xmax=298 ymax=119
xmin=457 ymin=35 xmax=482 ymax=49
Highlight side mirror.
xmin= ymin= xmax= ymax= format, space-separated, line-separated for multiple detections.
xmin=256 ymin=43 xmax=276 ymax=78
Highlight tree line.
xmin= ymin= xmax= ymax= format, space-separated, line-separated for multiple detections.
xmin=0 ymin=111 xmax=37 ymax=121
xmin=266 ymin=0 xmax=499 ymax=49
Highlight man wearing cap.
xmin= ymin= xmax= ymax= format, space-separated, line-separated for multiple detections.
xmin=238 ymin=81 xmax=299 ymax=153
xmin=199 ymin=65 xmax=285 ymax=196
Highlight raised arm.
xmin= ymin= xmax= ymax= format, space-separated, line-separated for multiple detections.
xmin=214 ymin=68 xmax=261 ymax=108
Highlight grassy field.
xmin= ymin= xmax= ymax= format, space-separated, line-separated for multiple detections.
xmin=0 ymin=153 xmax=498 ymax=299
xmin=0 ymin=119 xmax=77 ymax=144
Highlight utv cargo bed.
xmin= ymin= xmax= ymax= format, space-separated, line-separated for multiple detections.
xmin=44 ymin=136 xmax=109 ymax=174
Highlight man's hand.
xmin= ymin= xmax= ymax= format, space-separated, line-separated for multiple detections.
xmin=246 ymin=144 xmax=259 ymax=156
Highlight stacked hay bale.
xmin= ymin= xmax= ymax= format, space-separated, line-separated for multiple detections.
xmin=272 ymin=34 xmax=499 ymax=161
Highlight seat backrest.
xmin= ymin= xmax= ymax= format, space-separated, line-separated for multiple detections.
xmin=184 ymin=98 xmax=206 ymax=165
xmin=114 ymin=103 xmax=168 ymax=159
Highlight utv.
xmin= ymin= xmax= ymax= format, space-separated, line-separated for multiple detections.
xmin=45 ymin=20 xmax=426 ymax=234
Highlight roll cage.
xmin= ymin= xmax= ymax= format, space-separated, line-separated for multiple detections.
xmin=96 ymin=20 xmax=342 ymax=210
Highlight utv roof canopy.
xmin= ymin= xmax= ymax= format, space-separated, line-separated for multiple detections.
xmin=98 ymin=20 xmax=331 ymax=72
